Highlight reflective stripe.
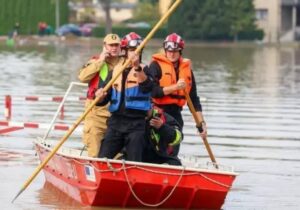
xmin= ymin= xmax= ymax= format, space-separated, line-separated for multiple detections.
xmin=87 ymin=62 xmax=109 ymax=99
xmin=99 ymin=63 xmax=109 ymax=81
xmin=126 ymin=96 xmax=149 ymax=101
xmin=169 ymin=129 xmax=182 ymax=146
xmin=151 ymin=129 xmax=160 ymax=144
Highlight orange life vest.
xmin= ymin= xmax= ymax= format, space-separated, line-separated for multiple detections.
xmin=152 ymin=53 xmax=192 ymax=107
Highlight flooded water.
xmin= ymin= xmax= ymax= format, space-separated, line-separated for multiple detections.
xmin=0 ymin=40 xmax=300 ymax=210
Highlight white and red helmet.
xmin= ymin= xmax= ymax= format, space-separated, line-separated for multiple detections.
xmin=120 ymin=32 xmax=142 ymax=49
xmin=163 ymin=33 xmax=185 ymax=51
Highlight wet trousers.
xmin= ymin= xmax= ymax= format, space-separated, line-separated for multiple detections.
xmin=82 ymin=100 xmax=110 ymax=157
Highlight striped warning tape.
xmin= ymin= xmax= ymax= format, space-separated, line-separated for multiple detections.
xmin=0 ymin=120 xmax=83 ymax=132
xmin=11 ymin=96 xmax=87 ymax=102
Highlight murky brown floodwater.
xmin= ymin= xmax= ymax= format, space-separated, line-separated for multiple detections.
xmin=0 ymin=39 xmax=300 ymax=210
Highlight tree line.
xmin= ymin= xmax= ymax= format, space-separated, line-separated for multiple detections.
xmin=168 ymin=0 xmax=263 ymax=40
xmin=0 ymin=0 xmax=68 ymax=35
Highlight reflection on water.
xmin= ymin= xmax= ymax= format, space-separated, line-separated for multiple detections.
xmin=0 ymin=42 xmax=300 ymax=209
xmin=38 ymin=182 xmax=84 ymax=209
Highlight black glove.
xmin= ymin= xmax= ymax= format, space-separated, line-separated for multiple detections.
xmin=134 ymin=65 xmax=142 ymax=72
xmin=196 ymin=121 xmax=205 ymax=133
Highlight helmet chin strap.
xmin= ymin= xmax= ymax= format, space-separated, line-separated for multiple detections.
xmin=173 ymin=60 xmax=179 ymax=68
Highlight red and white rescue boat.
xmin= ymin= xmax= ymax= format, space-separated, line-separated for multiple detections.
xmin=34 ymin=138 xmax=237 ymax=209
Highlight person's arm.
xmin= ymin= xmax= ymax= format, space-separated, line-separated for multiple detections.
xmin=149 ymin=61 xmax=186 ymax=97
xmin=78 ymin=50 xmax=109 ymax=83
xmin=137 ymin=65 xmax=153 ymax=93
xmin=189 ymin=70 xmax=207 ymax=138
xmin=128 ymin=51 xmax=153 ymax=93
xmin=160 ymin=114 xmax=182 ymax=146
xmin=78 ymin=59 xmax=104 ymax=83
xmin=163 ymin=78 xmax=186 ymax=95
xmin=159 ymin=123 xmax=182 ymax=146
xmin=95 ymin=71 xmax=112 ymax=106
xmin=189 ymin=70 xmax=202 ymax=112
xmin=150 ymin=114 xmax=182 ymax=146
xmin=149 ymin=61 xmax=164 ymax=98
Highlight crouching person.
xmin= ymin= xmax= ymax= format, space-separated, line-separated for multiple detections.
xmin=143 ymin=106 xmax=183 ymax=165
xmin=95 ymin=32 xmax=153 ymax=162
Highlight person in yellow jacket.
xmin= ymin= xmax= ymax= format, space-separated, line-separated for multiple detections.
xmin=78 ymin=34 xmax=123 ymax=157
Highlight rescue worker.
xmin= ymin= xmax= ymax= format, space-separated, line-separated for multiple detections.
xmin=149 ymin=33 xmax=207 ymax=156
xmin=78 ymin=33 xmax=122 ymax=157
xmin=95 ymin=32 xmax=153 ymax=162
xmin=143 ymin=106 xmax=182 ymax=165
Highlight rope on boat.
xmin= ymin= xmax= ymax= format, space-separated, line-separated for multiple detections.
xmin=68 ymin=157 xmax=232 ymax=188
xmin=133 ymin=165 xmax=232 ymax=188
xmin=121 ymin=159 xmax=185 ymax=207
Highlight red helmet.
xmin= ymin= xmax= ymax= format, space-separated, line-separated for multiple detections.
xmin=120 ymin=32 xmax=142 ymax=49
xmin=163 ymin=33 xmax=185 ymax=51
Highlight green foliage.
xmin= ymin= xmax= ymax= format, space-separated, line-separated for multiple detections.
xmin=140 ymin=0 xmax=158 ymax=4
xmin=169 ymin=0 xmax=263 ymax=41
xmin=224 ymin=0 xmax=257 ymax=40
xmin=131 ymin=1 xmax=160 ymax=25
xmin=0 ymin=0 xmax=69 ymax=35
xmin=92 ymin=26 xmax=167 ymax=39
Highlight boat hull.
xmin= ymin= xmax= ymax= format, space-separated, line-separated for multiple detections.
xmin=35 ymin=141 xmax=237 ymax=209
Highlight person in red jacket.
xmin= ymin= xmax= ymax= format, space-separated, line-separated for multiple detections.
xmin=78 ymin=33 xmax=123 ymax=157
xmin=149 ymin=33 xmax=207 ymax=156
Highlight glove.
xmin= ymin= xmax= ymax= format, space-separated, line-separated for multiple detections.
xmin=196 ymin=121 xmax=206 ymax=133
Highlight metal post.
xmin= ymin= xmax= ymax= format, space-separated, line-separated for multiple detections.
xmin=60 ymin=105 xmax=64 ymax=120
xmin=292 ymin=0 xmax=297 ymax=40
xmin=55 ymin=0 xmax=60 ymax=31
xmin=42 ymin=82 xmax=87 ymax=141
xmin=5 ymin=95 xmax=12 ymax=120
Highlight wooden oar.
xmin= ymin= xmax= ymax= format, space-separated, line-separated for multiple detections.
xmin=11 ymin=0 xmax=183 ymax=203
xmin=184 ymin=90 xmax=218 ymax=168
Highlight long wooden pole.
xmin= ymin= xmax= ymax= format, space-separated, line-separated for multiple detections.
xmin=184 ymin=90 xmax=218 ymax=167
xmin=11 ymin=0 xmax=183 ymax=203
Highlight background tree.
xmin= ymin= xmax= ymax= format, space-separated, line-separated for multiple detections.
xmin=132 ymin=1 xmax=160 ymax=26
xmin=224 ymin=0 xmax=257 ymax=41
xmin=0 ymin=0 xmax=68 ymax=35
xmin=168 ymin=0 xmax=262 ymax=41
xmin=98 ymin=0 xmax=112 ymax=34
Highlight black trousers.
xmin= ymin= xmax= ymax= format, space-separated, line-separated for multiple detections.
xmin=98 ymin=115 xmax=146 ymax=162
xmin=143 ymin=146 xmax=182 ymax=166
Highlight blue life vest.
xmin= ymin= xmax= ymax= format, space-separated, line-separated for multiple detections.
xmin=109 ymin=66 xmax=151 ymax=112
